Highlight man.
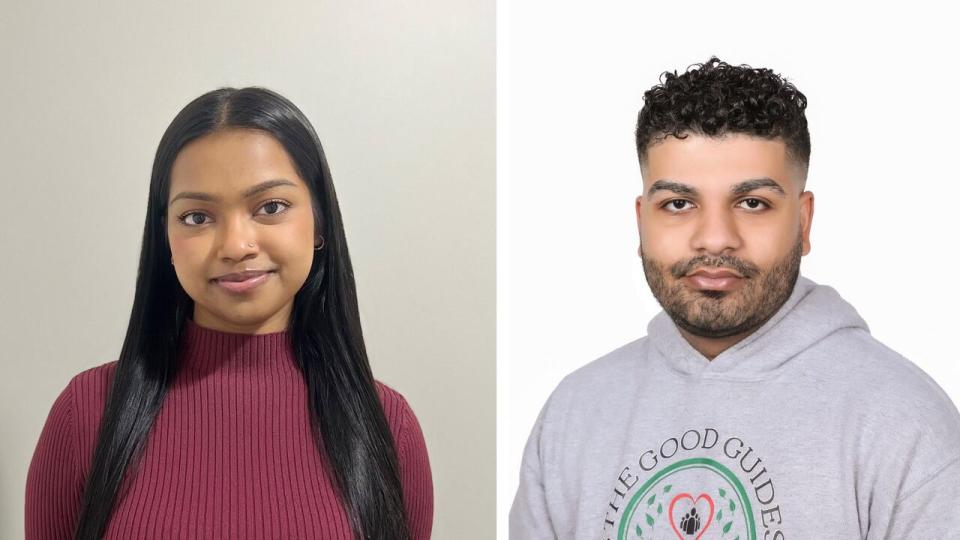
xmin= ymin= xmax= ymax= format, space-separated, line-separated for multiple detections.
xmin=510 ymin=57 xmax=960 ymax=539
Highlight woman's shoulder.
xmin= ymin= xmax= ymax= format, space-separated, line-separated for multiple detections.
xmin=373 ymin=380 xmax=416 ymax=423
xmin=67 ymin=359 xmax=118 ymax=405
xmin=373 ymin=380 xmax=432 ymax=497
xmin=373 ymin=380 xmax=427 ymax=448
xmin=59 ymin=360 xmax=118 ymax=440
xmin=72 ymin=358 xmax=119 ymax=384
xmin=30 ymin=360 xmax=118 ymax=481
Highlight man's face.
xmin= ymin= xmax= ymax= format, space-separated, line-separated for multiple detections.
xmin=636 ymin=133 xmax=814 ymax=340
xmin=166 ymin=128 xmax=319 ymax=334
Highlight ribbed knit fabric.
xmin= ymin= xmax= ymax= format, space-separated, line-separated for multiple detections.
xmin=25 ymin=318 xmax=433 ymax=539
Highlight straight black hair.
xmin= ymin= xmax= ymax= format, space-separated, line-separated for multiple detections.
xmin=73 ymin=87 xmax=410 ymax=539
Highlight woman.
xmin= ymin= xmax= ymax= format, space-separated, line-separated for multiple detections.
xmin=25 ymin=87 xmax=433 ymax=539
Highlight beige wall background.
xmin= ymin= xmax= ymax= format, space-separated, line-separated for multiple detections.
xmin=0 ymin=1 xmax=494 ymax=538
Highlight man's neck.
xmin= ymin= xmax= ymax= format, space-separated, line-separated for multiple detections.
xmin=677 ymin=326 xmax=756 ymax=361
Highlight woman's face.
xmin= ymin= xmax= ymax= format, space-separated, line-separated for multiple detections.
xmin=166 ymin=128 xmax=319 ymax=334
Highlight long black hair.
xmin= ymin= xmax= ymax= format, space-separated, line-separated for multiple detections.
xmin=73 ymin=87 xmax=409 ymax=539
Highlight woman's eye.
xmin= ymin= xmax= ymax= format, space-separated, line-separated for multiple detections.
xmin=257 ymin=200 xmax=291 ymax=216
xmin=178 ymin=212 xmax=209 ymax=226
xmin=177 ymin=200 xmax=291 ymax=227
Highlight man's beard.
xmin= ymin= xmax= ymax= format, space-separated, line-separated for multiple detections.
xmin=640 ymin=233 xmax=803 ymax=339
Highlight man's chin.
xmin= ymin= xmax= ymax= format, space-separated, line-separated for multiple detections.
xmin=669 ymin=287 xmax=739 ymax=309
xmin=675 ymin=315 xmax=752 ymax=339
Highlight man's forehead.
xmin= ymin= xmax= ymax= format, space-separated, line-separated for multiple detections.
xmin=642 ymin=133 xmax=798 ymax=194
xmin=647 ymin=132 xmax=788 ymax=165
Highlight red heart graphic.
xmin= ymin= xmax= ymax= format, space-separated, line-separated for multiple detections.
xmin=668 ymin=492 xmax=715 ymax=540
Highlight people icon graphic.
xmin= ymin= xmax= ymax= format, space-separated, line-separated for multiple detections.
xmin=679 ymin=507 xmax=701 ymax=535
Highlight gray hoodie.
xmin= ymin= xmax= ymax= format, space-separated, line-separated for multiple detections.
xmin=510 ymin=274 xmax=960 ymax=539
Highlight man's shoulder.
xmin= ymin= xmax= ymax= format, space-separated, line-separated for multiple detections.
xmin=823 ymin=329 xmax=954 ymax=404
xmin=821 ymin=330 xmax=960 ymax=508
xmin=823 ymin=329 xmax=960 ymax=447
xmin=543 ymin=336 xmax=650 ymax=409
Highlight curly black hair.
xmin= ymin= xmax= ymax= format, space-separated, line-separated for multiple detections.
xmin=636 ymin=56 xmax=810 ymax=184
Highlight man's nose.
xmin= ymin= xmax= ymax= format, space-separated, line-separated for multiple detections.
xmin=689 ymin=205 xmax=742 ymax=255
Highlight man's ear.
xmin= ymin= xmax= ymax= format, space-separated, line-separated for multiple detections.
xmin=635 ymin=195 xmax=644 ymax=256
xmin=799 ymin=190 xmax=814 ymax=256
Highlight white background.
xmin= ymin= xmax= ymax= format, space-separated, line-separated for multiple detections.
xmin=498 ymin=1 xmax=960 ymax=536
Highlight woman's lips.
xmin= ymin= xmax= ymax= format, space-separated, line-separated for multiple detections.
xmin=214 ymin=271 xmax=273 ymax=294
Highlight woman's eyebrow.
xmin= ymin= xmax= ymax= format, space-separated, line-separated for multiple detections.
xmin=647 ymin=177 xmax=787 ymax=198
xmin=169 ymin=178 xmax=297 ymax=205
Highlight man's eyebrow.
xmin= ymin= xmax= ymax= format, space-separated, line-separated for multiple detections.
xmin=646 ymin=177 xmax=787 ymax=198
xmin=730 ymin=177 xmax=787 ymax=197
xmin=169 ymin=178 xmax=297 ymax=205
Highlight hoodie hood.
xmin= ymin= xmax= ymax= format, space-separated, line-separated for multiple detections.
xmin=647 ymin=273 xmax=869 ymax=380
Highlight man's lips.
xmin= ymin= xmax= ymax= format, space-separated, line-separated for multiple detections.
xmin=685 ymin=268 xmax=743 ymax=290
xmin=687 ymin=268 xmax=742 ymax=279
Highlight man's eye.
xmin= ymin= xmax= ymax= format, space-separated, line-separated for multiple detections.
xmin=661 ymin=199 xmax=692 ymax=213
xmin=659 ymin=198 xmax=770 ymax=213
xmin=737 ymin=198 xmax=770 ymax=211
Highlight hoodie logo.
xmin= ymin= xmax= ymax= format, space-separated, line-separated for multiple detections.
xmin=602 ymin=427 xmax=785 ymax=540
xmin=669 ymin=492 xmax=714 ymax=538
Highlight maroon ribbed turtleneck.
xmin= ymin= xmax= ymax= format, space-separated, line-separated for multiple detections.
xmin=25 ymin=319 xmax=433 ymax=539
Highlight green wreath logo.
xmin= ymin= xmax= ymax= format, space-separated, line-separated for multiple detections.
xmin=617 ymin=457 xmax=756 ymax=540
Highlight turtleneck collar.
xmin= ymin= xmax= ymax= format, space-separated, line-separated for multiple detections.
xmin=647 ymin=273 xmax=870 ymax=381
xmin=178 ymin=318 xmax=298 ymax=374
